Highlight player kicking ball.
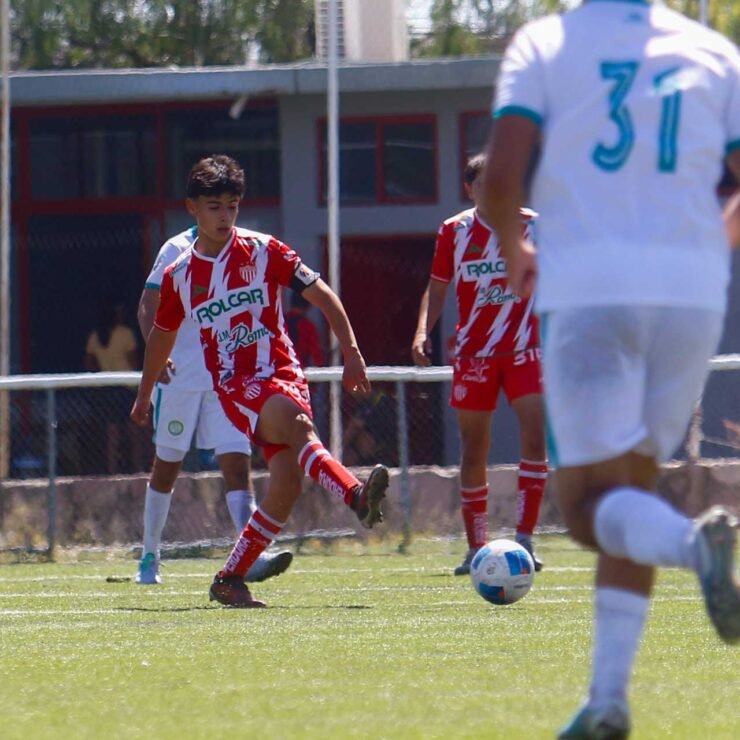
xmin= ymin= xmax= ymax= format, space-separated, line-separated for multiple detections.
xmin=131 ymin=155 xmax=389 ymax=608
xmin=134 ymin=225 xmax=293 ymax=586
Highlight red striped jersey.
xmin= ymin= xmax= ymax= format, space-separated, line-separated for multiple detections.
xmin=155 ymin=227 xmax=316 ymax=387
xmin=430 ymin=207 xmax=539 ymax=359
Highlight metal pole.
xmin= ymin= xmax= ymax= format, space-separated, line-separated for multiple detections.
xmin=699 ymin=0 xmax=708 ymax=26
xmin=327 ymin=0 xmax=343 ymax=459
xmin=396 ymin=380 xmax=412 ymax=551
xmin=0 ymin=0 xmax=11 ymax=478
xmin=46 ymin=389 xmax=58 ymax=559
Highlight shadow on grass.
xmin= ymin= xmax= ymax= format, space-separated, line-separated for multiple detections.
xmin=113 ymin=604 xmax=373 ymax=613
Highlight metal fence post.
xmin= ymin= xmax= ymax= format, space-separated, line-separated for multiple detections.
xmin=46 ymin=388 xmax=58 ymax=559
xmin=396 ymin=380 xmax=412 ymax=552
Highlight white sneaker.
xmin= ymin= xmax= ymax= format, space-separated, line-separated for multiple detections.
xmin=245 ymin=550 xmax=294 ymax=583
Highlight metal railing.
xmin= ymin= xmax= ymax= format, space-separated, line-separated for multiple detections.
xmin=1 ymin=356 xmax=740 ymax=555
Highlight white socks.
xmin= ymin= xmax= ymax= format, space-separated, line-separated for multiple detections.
xmin=142 ymin=485 xmax=173 ymax=557
xmin=226 ymin=490 xmax=257 ymax=534
xmin=590 ymin=587 xmax=649 ymax=708
xmin=594 ymin=487 xmax=695 ymax=569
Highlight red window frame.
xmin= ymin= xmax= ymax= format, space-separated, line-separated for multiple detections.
xmin=10 ymin=98 xmax=280 ymax=372
xmin=317 ymin=114 xmax=439 ymax=206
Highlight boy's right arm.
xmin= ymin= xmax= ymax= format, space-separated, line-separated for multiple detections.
xmin=130 ymin=327 xmax=178 ymax=425
xmin=137 ymin=287 xmax=160 ymax=340
xmin=412 ymin=279 xmax=448 ymax=366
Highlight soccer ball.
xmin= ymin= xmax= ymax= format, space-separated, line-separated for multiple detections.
xmin=469 ymin=539 xmax=535 ymax=605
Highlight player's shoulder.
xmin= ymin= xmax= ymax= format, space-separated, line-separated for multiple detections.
xmin=234 ymin=225 xmax=275 ymax=245
xmin=165 ymin=244 xmax=195 ymax=278
xmin=160 ymin=226 xmax=197 ymax=256
xmin=148 ymin=227 xmax=196 ymax=281
xmin=653 ymin=3 xmax=737 ymax=52
xmin=513 ymin=10 xmax=564 ymax=47
xmin=442 ymin=207 xmax=476 ymax=230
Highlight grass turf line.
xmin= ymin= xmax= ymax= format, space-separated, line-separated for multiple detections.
xmin=0 ymin=535 xmax=738 ymax=740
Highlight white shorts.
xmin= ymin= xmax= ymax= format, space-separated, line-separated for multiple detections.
xmin=152 ymin=386 xmax=251 ymax=459
xmin=541 ymin=306 xmax=723 ymax=467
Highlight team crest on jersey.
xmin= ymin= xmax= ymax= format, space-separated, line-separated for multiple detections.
xmin=245 ymin=382 xmax=262 ymax=400
xmin=239 ymin=263 xmax=257 ymax=284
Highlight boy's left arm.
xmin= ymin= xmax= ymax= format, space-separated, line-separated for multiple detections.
xmin=301 ymin=279 xmax=370 ymax=395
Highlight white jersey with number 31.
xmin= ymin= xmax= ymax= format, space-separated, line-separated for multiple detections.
xmin=494 ymin=0 xmax=740 ymax=313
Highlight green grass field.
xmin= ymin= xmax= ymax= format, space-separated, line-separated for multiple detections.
xmin=0 ymin=535 xmax=738 ymax=740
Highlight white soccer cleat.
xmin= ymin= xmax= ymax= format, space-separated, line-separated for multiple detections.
xmin=244 ymin=550 xmax=294 ymax=583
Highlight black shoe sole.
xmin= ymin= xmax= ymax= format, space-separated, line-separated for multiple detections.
xmin=359 ymin=465 xmax=389 ymax=529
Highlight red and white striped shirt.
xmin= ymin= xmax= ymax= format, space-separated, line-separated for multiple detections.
xmin=155 ymin=227 xmax=315 ymax=388
xmin=430 ymin=207 xmax=539 ymax=358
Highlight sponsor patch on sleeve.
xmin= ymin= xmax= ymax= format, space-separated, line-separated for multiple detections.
xmin=290 ymin=263 xmax=320 ymax=292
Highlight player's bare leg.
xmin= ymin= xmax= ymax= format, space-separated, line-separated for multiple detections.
xmin=454 ymin=409 xmax=492 ymax=575
xmin=210 ymin=393 xmax=389 ymax=606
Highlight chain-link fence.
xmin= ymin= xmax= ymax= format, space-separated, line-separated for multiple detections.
xmin=1 ymin=359 xmax=740 ymax=555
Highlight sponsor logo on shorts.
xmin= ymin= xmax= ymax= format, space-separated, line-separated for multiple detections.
xmin=453 ymin=384 xmax=468 ymax=401
xmin=168 ymin=420 xmax=184 ymax=436
xmin=194 ymin=287 xmax=267 ymax=324
xmin=461 ymin=359 xmax=488 ymax=384
xmin=245 ymin=383 xmax=262 ymax=400
xmin=461 ymin=258 xmax=507 ymax=281
xmin=476 ymin=285 xmax=519 ymax=307
xmin=318 ymin=470 xmax=345 ymax=498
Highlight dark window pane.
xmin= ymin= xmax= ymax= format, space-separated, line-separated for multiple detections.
xmin=30 ymin=116 xmax=155 ymax=199
xmin=338 ymin=121 xmax=376 ymax=203
xmin=382 ymin=122 xmax=435 ymax=199
xmin=464 ymin=113 xmax=490 ymax=161
xmin=166 ymin=107 xmax=280 ymax=200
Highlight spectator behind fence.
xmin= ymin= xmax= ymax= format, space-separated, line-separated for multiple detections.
xmin=84 ymin=297 xmax=143 ymax=474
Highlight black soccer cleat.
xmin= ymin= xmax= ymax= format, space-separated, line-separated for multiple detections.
xmin=350 ymin=464 xmax=389 ymax=529
xmin=209 ymin=572 xmax=267 ymax=608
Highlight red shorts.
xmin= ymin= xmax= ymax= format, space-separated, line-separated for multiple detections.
xmin=450 ymin=349 xmax=542 ymax=412
xmin=217 ymin=375 xmax=313 ymax=462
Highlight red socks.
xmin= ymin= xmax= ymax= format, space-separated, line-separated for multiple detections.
xmin=460 ymin=485 xmax=489 ymax=550
xmin=516 ymin=459 xmax=548 ymax=537
xmin=298 ymin=441 xmax=360 ymax=506
xmin=222 ymin=508 xmax=284 ymax=577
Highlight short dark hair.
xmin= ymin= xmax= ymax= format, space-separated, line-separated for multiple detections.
xmin=463 ymin=153 xmax=486 ymax=186
xmin=186 ymin=155 xmax=245 ymax=198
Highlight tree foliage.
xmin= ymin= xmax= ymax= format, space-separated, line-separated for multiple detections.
xmin=10 ymin=0 xmax=315 ymax=70
xmin=10 ymin=0 xmax=739 ymax=70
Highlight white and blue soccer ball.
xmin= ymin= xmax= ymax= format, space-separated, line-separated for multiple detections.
xmin=470 ymin=538 xmax=535 ymax=605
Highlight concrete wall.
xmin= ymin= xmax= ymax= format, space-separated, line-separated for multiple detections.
xmin=1 ymin=460 xmax=737 ymax=552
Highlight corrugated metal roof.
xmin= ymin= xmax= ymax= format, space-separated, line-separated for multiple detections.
xmin=9 ymin=57 xmax=500 ymax=106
